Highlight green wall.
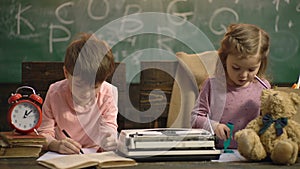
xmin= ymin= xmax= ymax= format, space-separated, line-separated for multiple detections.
xmin=0 ymin=0 xmax=299 ymax=84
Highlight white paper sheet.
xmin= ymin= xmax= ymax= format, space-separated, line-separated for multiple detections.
xmin=37 ymin=148 xmax=98 ymax=161
xmin=212 ymin=149 xmax=247 ymax=162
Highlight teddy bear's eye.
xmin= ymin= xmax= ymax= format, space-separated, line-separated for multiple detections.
xmin=273 ymin=93 xmax=278 ymax=96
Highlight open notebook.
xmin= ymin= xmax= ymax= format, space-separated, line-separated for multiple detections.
xmin=37 ymin=148 xmax=137 ymax=169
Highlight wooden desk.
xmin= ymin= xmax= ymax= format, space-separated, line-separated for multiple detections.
xmin=1 ymin=157 xmax=300 ymax=169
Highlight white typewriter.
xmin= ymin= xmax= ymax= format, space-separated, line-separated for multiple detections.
xmin=117 ymin=128 xmax=221 ymax=161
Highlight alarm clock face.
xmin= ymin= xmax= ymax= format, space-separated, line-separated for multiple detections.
xmin=10 ymin=101 xmax=41 ymax=131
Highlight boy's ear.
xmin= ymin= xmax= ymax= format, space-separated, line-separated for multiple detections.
xmin=63 ymin=66 xmax=69 ymax=79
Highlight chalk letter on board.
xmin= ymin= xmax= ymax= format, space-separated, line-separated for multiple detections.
xmin=157 ymin=26 xmax=175 ymax=52
xmin=120 ymin=18 xmax=143 ymax=34
xmin=167 ymin=0 xmax=194 ymax=26
xmin=49 ymin=24 xmax=71 ymax=53
xmin=120 ymin=4 xmax=143 ymax=34
xmin=297 ymin=2 xmax=300 ymax=12
xmin=124 ymin=4 xmax=142 ymax=15
xmin=55 ymin=2 xmax=74 ymax=25
xmin=272 ymin=0 xmax=290 ymax=12
xmin=88 ymin=0 xmax=109 ymax=20
xmin=15 ymin=4 xmax=35 ymax=35
xmin=209 ymin=7 xmax=238 ymax=35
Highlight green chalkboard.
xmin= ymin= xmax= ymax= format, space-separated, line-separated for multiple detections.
xmin=0 ymin=0 xmax=299 ymax=84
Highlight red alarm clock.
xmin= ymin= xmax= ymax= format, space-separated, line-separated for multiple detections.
xmin=7 ymin=86 xmax=43 ymax=134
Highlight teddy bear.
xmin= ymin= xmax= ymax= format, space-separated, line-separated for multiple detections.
xmin=235 ymin=89 xmax=300 ymax=165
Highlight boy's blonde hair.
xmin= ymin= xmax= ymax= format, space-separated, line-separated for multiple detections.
xmin=64 ymin=33 xmax=115 ymax=85
xmin=218 ymin=23 xmax=270 ymax=77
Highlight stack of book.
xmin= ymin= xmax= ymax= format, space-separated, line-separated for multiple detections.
xmin=0 ymin=131 xmax=46 ymax=158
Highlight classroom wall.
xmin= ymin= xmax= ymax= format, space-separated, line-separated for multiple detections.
xmin=0 ymin=0 xmax=300 ymax=85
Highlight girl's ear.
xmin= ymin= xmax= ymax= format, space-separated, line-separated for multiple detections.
xmin=63 ymin=66 xmax=69 ymax=79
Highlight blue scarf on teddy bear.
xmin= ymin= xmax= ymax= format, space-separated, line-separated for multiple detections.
xmin=258 ymin=114 xmax=288 ymax=136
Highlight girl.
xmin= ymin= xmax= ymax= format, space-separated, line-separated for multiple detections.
xmin=191 ymin=23 xmax=271 ymax=149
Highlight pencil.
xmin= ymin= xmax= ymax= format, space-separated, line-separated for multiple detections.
xmin=255 ymin=75 xmax=269 ymax=89
xmin=62 ymin=129 xmax=84 ymax=154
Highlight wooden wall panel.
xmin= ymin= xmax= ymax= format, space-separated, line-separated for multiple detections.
xmin=139 ymin=61 xmax=177 ymax=128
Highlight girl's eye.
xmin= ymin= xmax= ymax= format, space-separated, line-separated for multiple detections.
xmin=232 ymin=66 xmax=240 ymax=70
xmin=249 ymin=69 xmax=255 ymax=72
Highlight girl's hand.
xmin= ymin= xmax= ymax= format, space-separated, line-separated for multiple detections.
xmin=215 ymin=123 xmax=231 ymax=140
xmin=48 ymin=138 xmax=82 ymax=154
xmin=100 ymin=133 xmax=117 ymax=151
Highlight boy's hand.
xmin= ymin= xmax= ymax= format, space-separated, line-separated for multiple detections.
xmin=215 ymin=123 xmax=231 ymax=140
xmin=48 ymin=138 xmax=82 ymax=154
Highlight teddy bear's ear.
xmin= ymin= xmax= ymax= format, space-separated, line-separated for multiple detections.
xmin=262 ymin=89 xmax=273 ymax=95
xmin=261 ymin=89 xmax=272 ymax=99
xmin=290 ymin=92 xmax=300 ymax=105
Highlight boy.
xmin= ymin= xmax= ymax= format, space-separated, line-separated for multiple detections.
xmin=38 ymin=33 xmax=118 ymax=154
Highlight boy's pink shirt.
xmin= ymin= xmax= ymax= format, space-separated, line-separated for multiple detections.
xmin=38 ymin=79 xmax=118 ymax=148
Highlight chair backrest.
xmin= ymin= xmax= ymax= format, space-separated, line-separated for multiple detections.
xmin=167 ymin=51 xmax=219 ymax=128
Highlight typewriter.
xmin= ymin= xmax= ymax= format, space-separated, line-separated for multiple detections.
xmin=117 ymin=128 xmax=221 ymax=161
